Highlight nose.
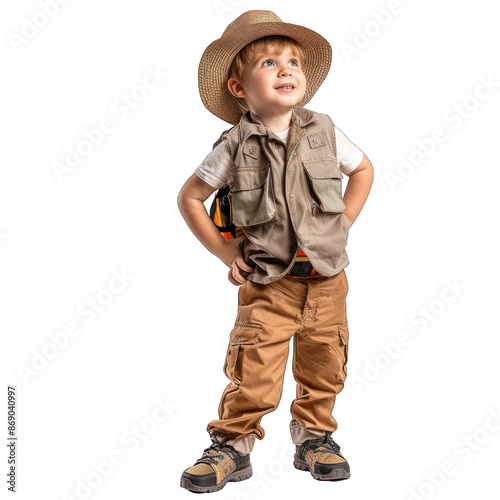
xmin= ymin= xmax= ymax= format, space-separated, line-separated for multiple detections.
xmin=278 ymin=61 xmax=292 ymax=76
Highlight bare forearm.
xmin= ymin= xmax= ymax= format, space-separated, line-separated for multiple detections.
xmin=343 ymin=166 xmax=373 ymax=224
xmin=178 ymin=198 xmax=226 ymax=259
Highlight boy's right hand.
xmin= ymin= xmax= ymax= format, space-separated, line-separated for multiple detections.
xmin=219 ymin=234 xmax=255 ymax=286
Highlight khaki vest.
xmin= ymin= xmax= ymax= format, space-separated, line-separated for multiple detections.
xmin=222 ymin=106 xmax=349 ymax=284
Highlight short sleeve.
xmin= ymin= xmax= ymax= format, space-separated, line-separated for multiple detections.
xmin=194 ymin=140 xmax=234 ymax=189
xmin=334 ymin=126 xmax=364 ymax=175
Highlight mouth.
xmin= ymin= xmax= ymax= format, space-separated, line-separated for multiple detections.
xmin=275 ymin=84 xmax=296 ymax=92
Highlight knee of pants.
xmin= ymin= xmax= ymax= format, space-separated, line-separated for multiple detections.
xmin=224 ymin=344 xmax=289 ymax=412
xmin=292 ymin=322 xmax=349 ymax=386
xmin=224 ymin=344 xmax=285 ymax=405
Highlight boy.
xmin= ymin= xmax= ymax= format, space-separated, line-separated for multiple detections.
xmin=177 ymin=10 xmax=373 ymax=493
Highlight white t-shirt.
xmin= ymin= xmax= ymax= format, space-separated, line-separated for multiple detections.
xmin=195 ymin=126 xmax=364 ymax=189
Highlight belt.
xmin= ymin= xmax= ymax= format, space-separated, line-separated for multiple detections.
xmin=286 ymin=246 xmax=322 ymax=279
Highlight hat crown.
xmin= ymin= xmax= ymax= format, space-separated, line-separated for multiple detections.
xmin=223 ymin=10 xmax=283 ymax=37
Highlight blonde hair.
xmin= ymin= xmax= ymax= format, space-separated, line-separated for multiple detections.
xmin=228 ymin=35 xmax=306 ymax=113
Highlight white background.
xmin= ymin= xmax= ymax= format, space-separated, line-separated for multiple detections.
xmin=1 ymin=0 xmax=499 ymax=499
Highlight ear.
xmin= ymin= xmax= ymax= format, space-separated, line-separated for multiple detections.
xmin=227 ymin=78 xmax=245 ymax=98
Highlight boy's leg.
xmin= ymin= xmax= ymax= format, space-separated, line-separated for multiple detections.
xmin=207 ymin=278 xmax=310 ymax=453
xmin=289 ymin=270 xmax=349 ymax=444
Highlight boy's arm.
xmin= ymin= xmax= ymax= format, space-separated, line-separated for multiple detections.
xmin=342 ymin=153 xmax=374 ymax=227
xmin=177 ymin=173 xmax=255 ymax=284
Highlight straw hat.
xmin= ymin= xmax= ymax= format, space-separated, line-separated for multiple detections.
xmin=198 ymin=10 xmax=332 ymax=125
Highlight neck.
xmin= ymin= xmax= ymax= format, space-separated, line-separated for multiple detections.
xmin=250 ymin=108 xmax=293 ymax=133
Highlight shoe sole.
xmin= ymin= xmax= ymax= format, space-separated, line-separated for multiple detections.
xmin=180 ymin=465 xmax=253 ymax=493
xmin=293 ymin=454 xmax=350 ymax=481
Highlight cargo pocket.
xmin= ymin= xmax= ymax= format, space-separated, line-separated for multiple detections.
xmin=229 ymin=166 xmax=278 ymax=227
xmin=223 ymin=322 xmax=262 ymax=385
xmin=338 ymin=322 xmax=349 ymax=380
xmin=302 ymin=157 xmax=346 ymax=214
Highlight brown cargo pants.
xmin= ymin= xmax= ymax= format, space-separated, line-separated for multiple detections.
xmin=207 ymin=269 xmax=349 ymax=456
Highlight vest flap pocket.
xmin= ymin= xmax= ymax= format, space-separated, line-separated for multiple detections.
xmin=302 ymin=157 xmax=343 ymax=179
xmin=230 ymin=167 xmax=278 ymax=227
xmin=302 ymin=158 xmax=345 ymax=214
xmin=231 ymin=166 xmax=270 ymax=192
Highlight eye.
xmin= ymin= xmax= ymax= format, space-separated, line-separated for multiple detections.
xmin=261 ymin=58 xmax=300 ymax=68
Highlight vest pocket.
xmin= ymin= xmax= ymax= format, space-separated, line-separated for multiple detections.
xmin=302 ymin=158 xmax=346 ymax=214
xmin=229 ymin=166 xmax=278 ymax=227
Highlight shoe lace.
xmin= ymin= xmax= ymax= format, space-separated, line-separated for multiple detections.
xmin=321 ymin=431 xmax=341 ymax=453
xmin=195 ymin=438 xmax=238 ymax=467
xmin=303 ymin=431 xmax=341 ymax=457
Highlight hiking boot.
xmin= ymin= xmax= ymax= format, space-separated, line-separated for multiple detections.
xmin=293 ymin=431 xmax=350 ymax=481
xmin=180 ymin=437 xmax=252 ymax=493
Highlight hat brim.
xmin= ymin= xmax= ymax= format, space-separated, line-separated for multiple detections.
xmin=198 ymin=21 xmax=332 ymax=125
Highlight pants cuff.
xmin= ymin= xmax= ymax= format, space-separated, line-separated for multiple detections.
xmin=289 ymin=418 xmax=326 ymax=445
xmin=213 ymin=434 xmax=256 ymax=456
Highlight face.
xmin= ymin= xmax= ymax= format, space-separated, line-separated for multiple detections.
xmin=229 ymin=46 xmax=307 ymax=116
